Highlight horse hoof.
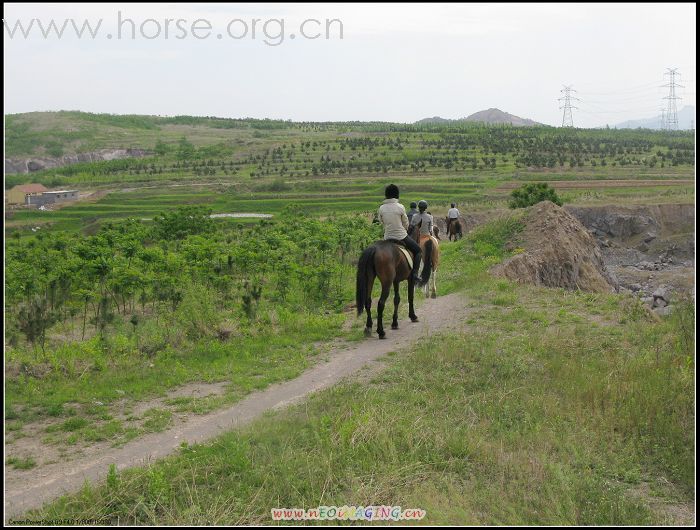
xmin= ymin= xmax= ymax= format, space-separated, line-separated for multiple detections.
xmin=391 ymin=323 xmax=399 ymax=330
xmin=364 ymin=327 xmax=372 ymax=337
xmin=431 ymin=293 xmax=437 ymax=299
xmin=378 ymin=333 xmax=386 ymax=339
xmin=410 ymin=316 xmax=419 ymax=323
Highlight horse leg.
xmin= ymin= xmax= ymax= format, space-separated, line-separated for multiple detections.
xmin=408 ymin=278 xmax=418 ymax=322
xmin=422 ymin=267 xmax=428 ymax=297
xmin=364 ymin=272 xmax=375 ymax=337
xmin=431 ymin=269 xmax=437 ymax=298
xmin=391 ymin=280 xmax=400 ymax=330
xmin=376 ymin=280 xmax=391 ymax=339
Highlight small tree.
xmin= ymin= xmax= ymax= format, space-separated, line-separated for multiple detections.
xmin=17 ymin=296 xmax=58 ymax=353
xmin=154 ymin=139 xmax=168 ymax=156
xmin=152 ymin=206 xmax=214 ymax=240
xmin=509 ymin=183 xmax=563 ymax=209
xmin=176 ymin=136 xmax=195 ymax=161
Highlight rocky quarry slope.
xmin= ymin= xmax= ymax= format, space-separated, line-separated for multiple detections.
xmin=492 ymin=201 xmax=617 ymax=293
xmin=5 ymin=148 xmax=151 ymax=174
xmin=565 ymin=203 xmax=695 ymax=315
xmin=487 ymin=201 xmax=693 ymax=316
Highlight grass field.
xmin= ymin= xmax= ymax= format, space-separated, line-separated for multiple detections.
xmin=4 ymin=112 xmax=695 ymax=524
xmin=6 ymin=176 xmax=694 ymax=234
xmin=21 ymin=220 xmax=695 ymax=525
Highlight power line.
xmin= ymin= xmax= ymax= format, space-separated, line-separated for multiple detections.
xmin=558 ymin=85 xmax=579 ymax=127
xmin=575 ymin=81 xmax=661 ymax=96
xmin=579 ymin=91 xmax=665 ymax=104
xmin=577 ymin=98 xmax=660 ymax=115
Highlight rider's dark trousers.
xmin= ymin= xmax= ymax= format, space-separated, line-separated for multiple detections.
xmin=401 ymin=235 xmax=422 ymax=277
xmin=401 ymin=235 xmax=421 ymax=256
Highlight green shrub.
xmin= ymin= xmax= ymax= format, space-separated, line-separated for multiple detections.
xmin=509 ymin=183 xmax=563 ymax=208
xmin=174 ymin=283 xmax=220 ymax=339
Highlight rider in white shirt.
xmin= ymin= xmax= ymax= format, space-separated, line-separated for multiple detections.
xmin=447 ymin=203 xmax=460 ymax=232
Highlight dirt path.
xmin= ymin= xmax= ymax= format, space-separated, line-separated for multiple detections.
xmin=496 ymin=179 xmax=695 ymax=190
xmin=4 ymin=292 xmax=469 ymax=520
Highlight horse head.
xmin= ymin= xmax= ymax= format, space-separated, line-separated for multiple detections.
xmin=410 ymin=219 xmax=422 ymax=241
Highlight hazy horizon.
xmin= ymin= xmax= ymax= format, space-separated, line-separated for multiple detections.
xmin=4 ymin=3 xmax=697 ymax=128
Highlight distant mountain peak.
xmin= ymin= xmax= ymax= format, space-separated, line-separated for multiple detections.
xmin=462 ymin=108 xmax=540 ymax=126
xmin=416 ymin=108 xmax=541 ymax=126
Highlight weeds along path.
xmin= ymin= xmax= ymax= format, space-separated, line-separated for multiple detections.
xmin=5 ymin=292 xmax=469 ymax=520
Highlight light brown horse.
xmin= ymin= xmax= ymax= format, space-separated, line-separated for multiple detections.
xmin=356 ymin=241 xmax=426 ymax=339
xmin=410 ymin=223 xmax=440 ymax=298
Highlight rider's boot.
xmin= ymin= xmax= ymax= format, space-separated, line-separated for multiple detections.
xmin=411 ymin=250 xmax=424 ymax=286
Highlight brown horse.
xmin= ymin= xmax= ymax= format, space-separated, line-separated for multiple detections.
xmin=446 ymin=216 xmax=463 ymax=241
xmin=356 ymin=241 xmax=429 ymax=339
xmin=410 ymin=224 xmax=440 ymax=298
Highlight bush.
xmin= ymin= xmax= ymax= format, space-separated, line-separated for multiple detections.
xmin=174 ymin=283 xmax=220 ymax=339
xmin=509 ymin=183 xmax=563 ymax=209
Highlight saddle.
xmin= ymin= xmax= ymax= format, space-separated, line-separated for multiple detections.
xmin=396 ymin=245 xmax=413 ymax=269
xmin=387 ymin=239 xmax=414 ymax=269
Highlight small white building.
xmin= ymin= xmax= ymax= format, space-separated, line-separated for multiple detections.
xmin=27 ymin=190 xmax=79 ymax=206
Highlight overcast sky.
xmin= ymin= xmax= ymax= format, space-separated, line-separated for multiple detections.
xmin=3 ymin=3 xmax=696 ymax=127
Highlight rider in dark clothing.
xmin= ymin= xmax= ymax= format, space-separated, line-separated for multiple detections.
xmin=407 ymin=202 xmax=419 ymax=226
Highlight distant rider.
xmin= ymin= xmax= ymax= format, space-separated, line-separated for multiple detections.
xmin=407 ymin=202 xmax=419 ymax=226
xmin=447 ymin=203 xmax=460 ymax=233
xmin=410 ymin=200 xmax=434 ymax=240
xmin=378 ymin=184 xmax=423 ymax=285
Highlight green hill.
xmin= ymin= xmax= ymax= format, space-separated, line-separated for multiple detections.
xmin=4 ymin=111 xmax=695 ymax=235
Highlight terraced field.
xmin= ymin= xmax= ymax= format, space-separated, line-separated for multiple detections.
xmin=5 ymin=111 xmax=695 ymax=233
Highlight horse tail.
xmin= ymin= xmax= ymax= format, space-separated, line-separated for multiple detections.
xmin=421 ymin=238 xmax=433 ymax=285
xmin=356 ymin=245 xmax=376 ymax=316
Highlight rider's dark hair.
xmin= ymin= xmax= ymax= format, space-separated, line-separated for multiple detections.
xmin=410 ymin=202 xmax=417 ymax=208
xmin=451 ymin=203 xmax=456 ymax=208
xmin=385 ymin=184 xmax=399 ymax=199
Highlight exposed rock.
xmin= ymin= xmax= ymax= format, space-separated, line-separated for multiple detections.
xmin=492 ymin=201 xmax=617 ymax=293
xmin=565 ymin=204 xmax=694 ymax=242
xmin=566 ymin=207 xmax=658 ymax=239
xmin=652 ymin=298 xmax=668 ymax=308
xmin=652 ymin=286 xmax=671 ymax=306
xmin=5 ymin=148 xmax=151 ymax=174
xmin=653 ymin=306 xmax=673 ymax=317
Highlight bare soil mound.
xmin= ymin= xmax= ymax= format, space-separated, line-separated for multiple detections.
xmin=493 ymin=201 xmax=617 ymax=292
